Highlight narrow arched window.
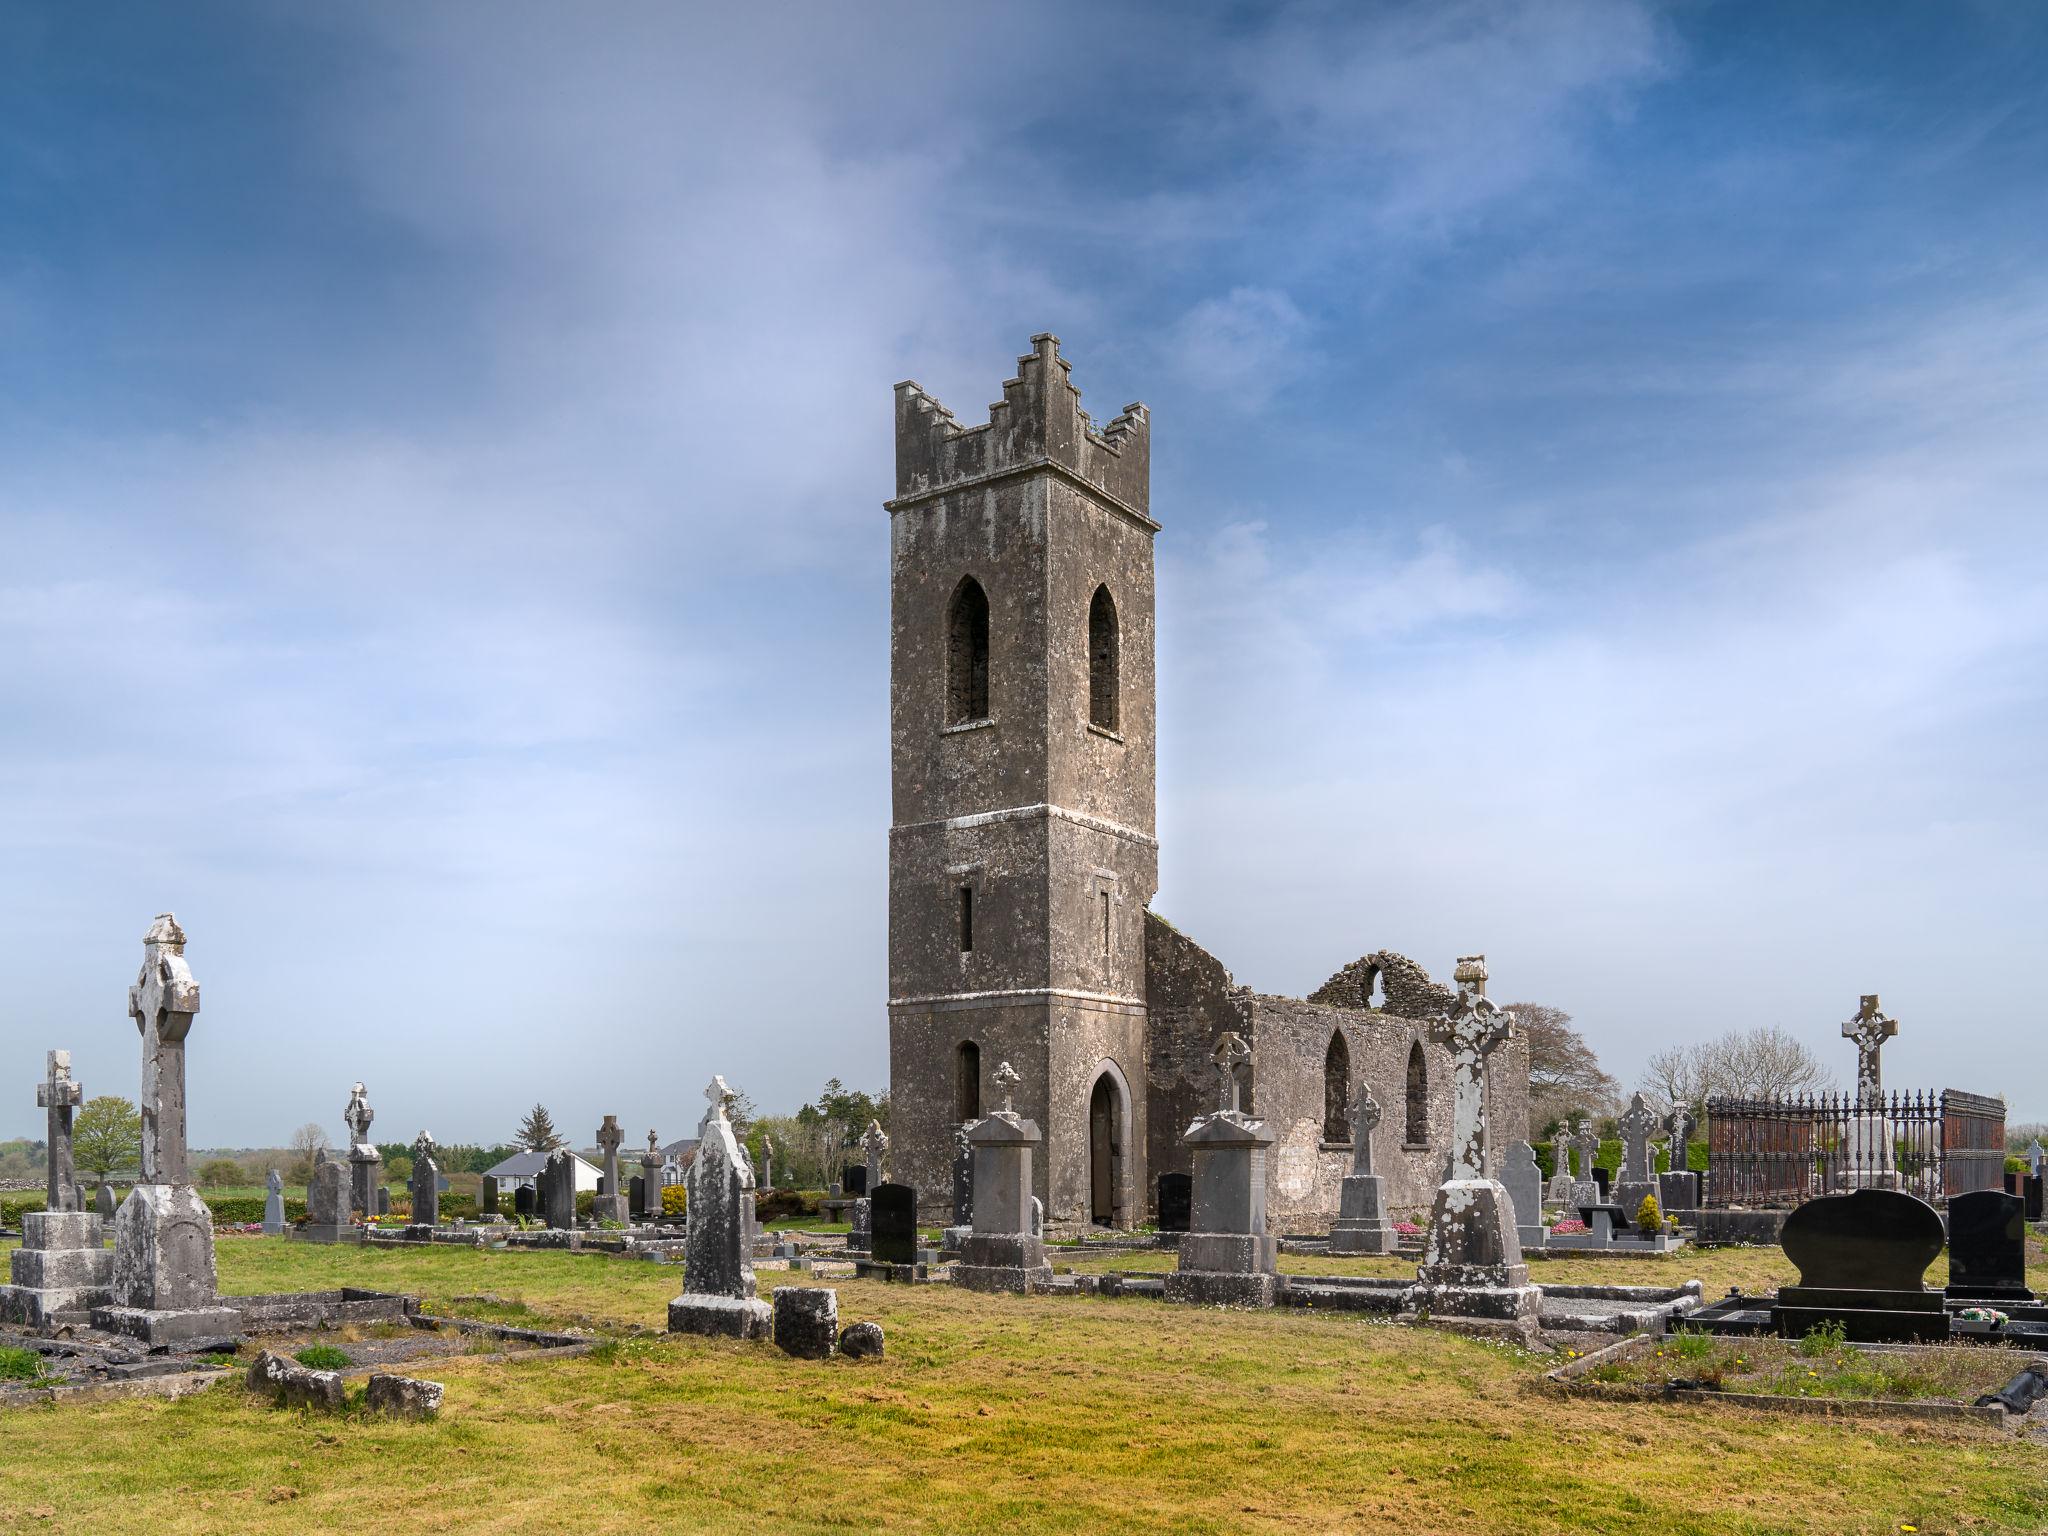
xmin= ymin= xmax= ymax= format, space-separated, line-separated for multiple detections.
xmin=946 ymin=576 xmax=990 ymax=724
xmin=1323 ymin=1031 xmax=1351 ymax=1142
xmin=955 ymin=1041 xmax=981 ymax=1122
xmin=1088 ymin=584 xmax=1119 ymax=731
xmin=1405 ymin=1041 xmax=1428 ymax=1145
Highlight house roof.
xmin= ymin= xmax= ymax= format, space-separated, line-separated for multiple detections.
xmin=482 ymin=1149 xmax=598 ymax=1179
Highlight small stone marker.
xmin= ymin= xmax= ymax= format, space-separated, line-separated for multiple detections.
xmin=301 ymin=1151 xmax=351 ymax=1240
xmin=1613 ymin=1092 xmax=1658 ymax=1216
xmin=667 ymin=1075 xmax=771 ymax=1339
xmin=1501 ymin=1140 xmax=1545 ymax=1248
xmin=772 ymin=1286 xmax=837 ymax=1359
xmin=1165 ymin=1033 xmax=1278 ymax=1307
xmin=639 ymin=1129 xmax=665 ymax=1219
xmin=263 ymin=1168 xmax=285 ymax=1235
xmin=953 ymin=1061 xmax=1054 ymax=1293
xmin=539 ymin=1148 xmax=579 ymax=1230
xmin=344 ymin=1082 xmax=383 ymax=1219
xmin=248 ymin=1349 xmax=343 ymax=1411
xmin=95 ymin=1180 xmax=117 ymax=1221
xmin=1946 ymin=1189 xmax=2032 ymax=1302
xmin=409 ymin=1132 xmax=441 ymax=1228
xmin=1330 ymin=1080 xmax=1394 ymax=1255
xmin=366 ymin=1373 xmax=444 ymax=1420
xmin=38 ymin=1050 xmax=83 ymax=1213
xmin=1156 ymin=1172 xmax=1191 ymax=1233
xmin=869 ymin=1183 xmax=918 ymax=1266
xmin=591 ymin=1115 xmax=631 ymax=1225
xmin=838 ymin=1320 xmax=884 ymax=1359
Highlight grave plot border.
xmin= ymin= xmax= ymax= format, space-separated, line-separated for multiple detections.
xmin=1538 ymin=1330 xmax=2029 ymax=1432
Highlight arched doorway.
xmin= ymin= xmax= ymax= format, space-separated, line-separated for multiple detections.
xmin=1088 ymin=1071 xmax=1123 ymax=1226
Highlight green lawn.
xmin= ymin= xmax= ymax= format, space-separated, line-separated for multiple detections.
xmin=1 ymin=1236 xmax=2043 ymax=1534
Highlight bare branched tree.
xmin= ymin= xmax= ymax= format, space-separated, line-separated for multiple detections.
xmin=1642 ymin=1025 xmax=1834 ymax=1110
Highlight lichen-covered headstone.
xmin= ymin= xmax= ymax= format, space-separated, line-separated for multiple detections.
xmin=667 ymin=1076 xmax=771 ymax=1339
xmin=1410 ymin=982 xmax=1540 ymax=1325
xmin=591 ymin=1115 xmax=631 ymax=1225
xmin=98 ymin=914 xmax=240 ymax=1347
xmin=263 ymin=1168 xmax=285 ymax=1235
xmin=344 ymin=1082 xmax=383 ymax=1219
xmin=539 ymin=1148 xmax=579 ymax=1230
xmin=639 ymin=1129 xmax=666 ymax=1219
xmin=1613 ymin=1092 xmax=1659 ymax=1216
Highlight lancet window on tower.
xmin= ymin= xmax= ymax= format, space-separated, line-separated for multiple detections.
xmin=947 ymin=576 xmax=990 ymax=724
xmin=1088 ymin=584 xmax=1119 ymax=731
xmin=956 ymin=1040 xmax=981 ymax=1122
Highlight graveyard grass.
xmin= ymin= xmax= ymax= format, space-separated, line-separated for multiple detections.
xmin=3 ymin=1240 xmax=2046 ymax=1534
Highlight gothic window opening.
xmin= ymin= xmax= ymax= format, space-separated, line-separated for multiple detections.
xmin=959 ymin=885 xmax=974 ymax=953
xmin=1405 ymin=1040 xmax=1428 ymax=1145
xmin=947 ymin=576 xmax=990 ymax=723
xmin=1088 ymin=584 xmax=1119 ymax=731
xmin=956 ymin=1041 xmax=981 ymax=1122
xmin=1323 ymin=1031 xmax=1351 ymax=1143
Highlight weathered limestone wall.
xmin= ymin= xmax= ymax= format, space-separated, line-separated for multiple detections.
xmin=1142 ymin=916 xmax=1533 ymax=1228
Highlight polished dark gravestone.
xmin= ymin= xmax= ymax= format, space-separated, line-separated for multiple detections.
xmin=1156 ymin=1173 xmax=1191 ymax=1234
xmin=1946 ymin=1189 xmax=2033 ymax=1302
xmin=1773 ymin=1188 xmax=1947 ymax=1342
xmin=514 ymin=1184 xmax=536 ymax=1216
xmin=2004 ymin=1172 xmax=2019 ymax=1196
xmin=1592 ymin=1167 xmax=1610 ymax=1199
xmin=842 ymin=1165 xmax=868 ymax=1198
xmin=2026 ymin=1176 xmax=2044 ymax=1223
xmin=870 ymin=1182 xmax=917 ymax=1266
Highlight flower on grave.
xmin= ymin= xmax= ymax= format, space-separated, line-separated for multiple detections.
xmin=1551 ymin=1219 xmax=1587 ymax=1234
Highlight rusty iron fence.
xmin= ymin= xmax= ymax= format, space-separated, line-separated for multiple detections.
xmin=1704 ymin=1089 xmax=2005 ymax=1208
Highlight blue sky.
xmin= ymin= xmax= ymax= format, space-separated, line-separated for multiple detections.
xmin=4 ymin=2 xmax=2045 ymax=1147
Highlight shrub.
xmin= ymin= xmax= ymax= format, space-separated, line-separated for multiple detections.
xmin=0 ymin=1346 xmax=45 ymax=1381
xmin=1 ymin=1192 xmax=49 ymax=1226
xmin=2007 ymin=1155 xmax=2028 ymax=1175
xmin=293 ymin=1344 xmax=350 ymax=1371
xmin=755 ymin=1188 xmax=819 ymax=1224
xmin=1634 ymin=1193 xmax=1663 ymax=1234
xmin=1797 ymin=1319 xmax=1847 ymax=1357
xmin=202 ymin=1196 xmax=307 ymax=1225
xmin=575 ymin=1190 xmax=595 ymax=1219
xmin=662 ymin=1183 xmax=687 ymax=1217
xmin=197 ymin=1158 xmax=246 ymax=1188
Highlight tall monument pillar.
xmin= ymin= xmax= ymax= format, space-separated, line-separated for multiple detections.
xmin=99 ymin=913 xmax=240 ymax=1346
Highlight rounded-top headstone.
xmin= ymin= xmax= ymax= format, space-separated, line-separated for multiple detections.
xmin=1780 ymin=1187 xmax=1943 ymax=1292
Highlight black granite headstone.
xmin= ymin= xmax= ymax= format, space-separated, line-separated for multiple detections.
xmin=2026 ymin=1176 xmax=2043 ymax=1223
xmin=629 ymin=1175 xmax=645 ymax=1214
xmin=1945 ymin=1188 xmax=2032 ymax=1301
xmin=1157 ymin=1172 xmax=1191 ymax=1233
xmin=951 ymin=1130 xmax=974 ymax=1227
xmin=482 ymin=1179 xmax=499 ymax=1214
xmin=843 ymin=1164 xmax=868 ymax=1198
xmin=2003 ymin=1171 xmax=2019 ymax=1196
xmin=1592 ymin=1167 xmax=1610 ymax=1199
xmin=870 ymin=1181 xmax=917 ymax=1265
xmin=1773 ymin=1188 xmax=1948 ymax=1342
xmin=514 ymin=1183 xmax=536 ymax=1216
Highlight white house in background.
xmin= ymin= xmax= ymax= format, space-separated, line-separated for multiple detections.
xmin=481 ymin=1149 xmax=601 ymax=1201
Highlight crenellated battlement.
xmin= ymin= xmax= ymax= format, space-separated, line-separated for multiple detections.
xmin=892 ymin=334 xmax=1152 ymax=525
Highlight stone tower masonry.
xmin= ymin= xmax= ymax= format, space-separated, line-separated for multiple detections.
xmin=886 ymin=335 xmax=1157 ymax=1225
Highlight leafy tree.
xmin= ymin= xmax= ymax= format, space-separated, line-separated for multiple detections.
xmin=516 ymin=1103 xmax=565 ymax=1152
xmin=385 ymin=1153 xmax=413 ymax=1186
xmin=1501 ymin=1002 xmax=1618 ymax=1128
xmin=287 ymin=1122 xmax=331 ymax=1184
xmin=196 ymin=1158 xmax=245 ymax=1188
xmin=72 ymin=1096 xmax=142 ymax=1180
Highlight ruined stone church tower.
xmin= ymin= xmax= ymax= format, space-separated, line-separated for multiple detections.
xmin=886 ymin=334 xmax=1158 ymax=1223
